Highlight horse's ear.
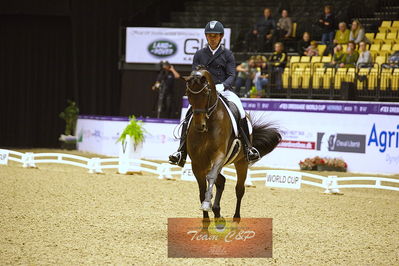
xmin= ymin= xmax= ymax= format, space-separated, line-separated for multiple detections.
xmin=180 ymin=76 xmax=190 ymax=81
xmin=195 ymin=65 xmax=206 ymax=71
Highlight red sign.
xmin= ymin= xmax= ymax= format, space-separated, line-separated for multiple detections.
xmin=168 ymin=218 xmax=272 ymax=258
xmin=278 ymin=140 xmax=316 ymax=150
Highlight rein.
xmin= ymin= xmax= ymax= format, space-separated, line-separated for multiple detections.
xmin=186 ymin=81 xmax=218 ymax=119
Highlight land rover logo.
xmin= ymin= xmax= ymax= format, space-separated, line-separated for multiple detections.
xmin=148 ymin=40 xmax=177 ymax=57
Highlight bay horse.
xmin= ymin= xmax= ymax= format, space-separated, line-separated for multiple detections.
xmin=183 ymin=68 xmax=281 ymax=221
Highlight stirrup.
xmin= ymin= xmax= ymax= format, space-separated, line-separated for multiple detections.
xmin=168 ymin=152 xmax=186 ymax=167
xmin=246 ymin=147 xmax=261 ymax=163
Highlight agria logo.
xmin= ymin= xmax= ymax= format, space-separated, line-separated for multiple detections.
xmin=368 ymin=123 xmax=399 ymax=152
xmin=148 ymin=40 xmax=177 ymax=57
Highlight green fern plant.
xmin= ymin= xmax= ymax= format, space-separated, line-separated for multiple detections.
xmin=117 ymin=115 xmax=146 ymax=149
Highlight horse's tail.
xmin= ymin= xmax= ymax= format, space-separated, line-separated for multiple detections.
xmin=250 ymin=115 xmax=282 ymax=158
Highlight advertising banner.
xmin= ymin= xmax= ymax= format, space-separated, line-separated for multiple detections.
xmin=76 ymin=116 xmax=180 ymax=160
xmin=125 ymin=27 xmax=231 ymax=65
xmin=181 ymin=98 xmax=399 ymax=174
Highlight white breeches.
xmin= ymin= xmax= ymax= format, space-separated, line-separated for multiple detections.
xmin=219 ymin=90 xmax=246 ymax=119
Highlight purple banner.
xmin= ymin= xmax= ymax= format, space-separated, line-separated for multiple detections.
xmin=78 ymin=115 xmax=180 ymax=124
xmin=182 ymin=97 xmax=399 ymax=116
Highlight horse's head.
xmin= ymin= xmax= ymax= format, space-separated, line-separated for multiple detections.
xmin=183 ymin=69 xmax=216 ymax=133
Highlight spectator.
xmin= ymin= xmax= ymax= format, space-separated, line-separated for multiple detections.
xmin=357 ymin=41 xmax=372 ymax=68
xmin=268 ymin=42 xmax=287 ymax=89
xmin=297 ymin=32 xmax=311 ymax=55
xmin=339 ymin=46 xmax=359 ymax=68
xmin=253 ymin=56 xmax=269 ymax=94
xmin=318 ymin=5 xmax=336 ymax=45
xmin=349 ymin=19 xmax=370 ymax=44
xmin=304 ymin=41 xmax=319 ymax=56
xmin=325 ymin=44 xmax=344 ymax=68
xmin=347 ymin=41 xmax=359 ymax=58
xmin=152 ymin=61 xmax=180 ymax=118
xmin=247 ymin=8 xmax=276 ymax=52
xmin=382 ymin=51 xmax=399 ymax=69
xmin=235 ymin=57 xmax=257 ymax=96
xmin=276 ymin=9 xmax=293 ymax=39
xmin=334 ymin=22 xmax=350 ymax=44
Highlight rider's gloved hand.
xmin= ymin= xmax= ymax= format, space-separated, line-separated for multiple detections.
xmin=215 ymin=84 xmax=224 ymax=92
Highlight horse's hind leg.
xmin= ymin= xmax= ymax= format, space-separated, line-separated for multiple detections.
xmin=212 ymin=174 xmax=226 ymax=218
xmin=233 ymin=159 xmax=249 ymax=220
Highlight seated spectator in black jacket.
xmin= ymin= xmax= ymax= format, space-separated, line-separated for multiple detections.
xmin=276 ymin=9 xmax=293 ymax=40
xmin=297 ymin=32 xmax=311 ymax=55
xmin=268 ymin=42 xmax=287 ymax=89
xmin=246 ymin=8 xmax=276 ymax=52
xmin=317 ymin=5 xmax=336 ymax=45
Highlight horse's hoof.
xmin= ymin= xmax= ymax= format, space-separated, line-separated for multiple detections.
xmin=200 ymin=201 xmax=212 ymax=212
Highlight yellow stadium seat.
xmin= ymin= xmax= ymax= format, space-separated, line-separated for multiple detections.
xmin=370 ymin=44 xmax=381 ymax=52
xmin=375 ymin=56 xmax=386 ymax=67
xmin=392 ymin=69 xmax=399 ymax=91
xmin=282 ymin=68 xmax=290 ymax=89
xmin=380 ymin=68 xmax=393 ymax=91
xmin=370 ymin=50 xmax=378 ymax=61
xmin=387 ymin=32 xmax=397 ymax=39
xmin=392 ymin=43 xmax=399 ymax=51
xmin=317 ymin=44 xmax=326 ymax=56
xmin=334 ymin=68 xmax=347 ymax=89
xmin=374 ymin=32 xmax=386 ymax=44
xmin=302 ymin=69 xmax=311 ymax=89
xmin=357 ymin=68 xmax=369 ymax=90
xmin=392 ymin=21 xmax=399 ymax=27
xmin=365 ymin=33 xmax=375 ymax=42
xmin=291 ymin=22 xmax=297 ymax=38
xmin=368 ymin=69 xmax=379 ymax=90
xmin=290 ymin=56 xmax=300 ymax=63
xmin=378 ymin=27 xmax=389 ymax=33
xmin=311 ymin=56 xmax=321 ymax=63
xmin=384 ymin=32 xmax=398 ymax=44
xmin=379 ymin=44 xmax=392 ymax=56
xmin=323 ymin=68 xmax=334 ymax=89
xmin=321 ymin=56 xmax=332 ymax=63
xmin=341 ymin=44 xmax=348 ymax=52
xmin=312 ymin=68 xmax=324 ymax=89
xmin=346 ymin=68 xmax=356 ymax=83
xmin=291 ymin=68 xmax=303 ymax=89
xmin=381 ymin=44 xmax=392 ymax=51
xmin=300 ymin=56 xmax=311 ymax=63
xmin=381 ymin=21 xmax=392 ymax=28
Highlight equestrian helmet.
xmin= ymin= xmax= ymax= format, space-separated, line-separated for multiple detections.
xmin=204 ymin=21 xmax=224 ymax=34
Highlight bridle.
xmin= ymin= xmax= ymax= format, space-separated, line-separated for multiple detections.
xmin=186 ymin=78 xmax=218 ymax=120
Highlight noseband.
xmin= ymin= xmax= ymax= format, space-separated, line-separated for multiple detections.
xmin=186 ymin=78 xmax=218 ymax=119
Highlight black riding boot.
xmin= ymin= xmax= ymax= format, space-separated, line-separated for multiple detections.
xmin=168 ymin=109 xmax=191 ymax=167
xmin=239 ymin=117 xmax=261 ymax=164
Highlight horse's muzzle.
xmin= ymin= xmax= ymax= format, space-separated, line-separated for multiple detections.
xmin=195 ymin=123 xmax=208 ymax=133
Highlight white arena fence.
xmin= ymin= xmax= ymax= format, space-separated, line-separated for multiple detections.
xmin=1 ymin=149 xmax=398 ymax=193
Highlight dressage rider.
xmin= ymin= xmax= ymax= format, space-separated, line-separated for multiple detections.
xmin=169 ymin=20 xmax=261 ymax=167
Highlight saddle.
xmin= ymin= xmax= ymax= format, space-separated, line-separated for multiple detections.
xmin=218 ymin=94 xmax=242 ymax=165
xmin=218 ymin=94 xmax=240 ymax=126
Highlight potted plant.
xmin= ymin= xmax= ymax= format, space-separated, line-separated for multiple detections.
xmin=59 ymin=100 xmax=79 ymax=150
xmin=117 ymin=115 xmax=146 ymax=174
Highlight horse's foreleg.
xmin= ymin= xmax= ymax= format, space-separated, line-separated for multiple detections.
xmin=200 ymin=158 xmax=224 ymax=212
xmin=234 ymin=160 xmax=249 ymax=220
xmin=212 ymin=174 xmax=226 ymax=218
xmin=196 ymin=176 xmax=209 ymax=220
